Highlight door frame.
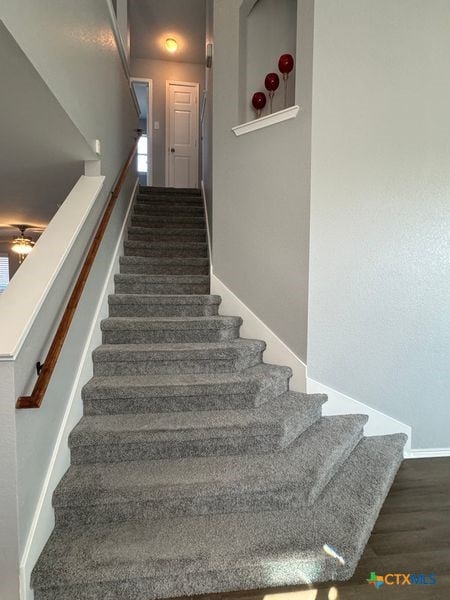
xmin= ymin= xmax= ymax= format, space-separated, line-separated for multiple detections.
xmin=165 ymin=80 xmax=200 ymax=188
xmin=130 ymin=77 xmax=153 ymax=186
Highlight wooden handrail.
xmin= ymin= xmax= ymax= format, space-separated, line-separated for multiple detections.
xmin=16 ymin=133 xmax=141 ymax=409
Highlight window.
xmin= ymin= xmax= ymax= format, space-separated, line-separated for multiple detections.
xmin=0 ymin=255 xmax=9 ymax=294
xmin=137 ymin=134 xmax=148 ymax=174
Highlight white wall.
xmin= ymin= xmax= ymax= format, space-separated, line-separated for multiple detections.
xmin=212 ymin=0 xmax=313 ymax=362
xmin=0 ymin=362 xmax=20 ymax=600
xmin=308 ymin=0 xmax=450 ymax=449
xmin=131 ymin=57 xmax=205 ymax=187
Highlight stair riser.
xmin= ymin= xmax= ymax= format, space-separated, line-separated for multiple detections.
xmin=137 ymin=194 xmax=203 ymax=202
xmin=135 ymin=206 xmax=204 ymax=216
xmin=70 ymin=433 xmax=281 ymax=466
xmin=124 ymin=245 xmax=207 ymax=258
xmin=102 ymin=327 xmax=240 ymax=345
xmin=108 ymin=303 xmax=219 ymax=317
xmin=131 ymin=214 xmax=205 ymax=226
xmin=307 ymin=429 xmax=364 ymax=504
xmin=82 ymin=375 xmax=289 ymax=415
xmin=83 ymin=387 xmax=288 ymax=416
xmin=55 ymin=479 xmax=319 ymax=529
xmin=128 ymin=231 xmax=207 ymax=242
xmin=34 ymin=563 xmax=328 ymax=600
xmin=93 ymin=352 xmax=263 ymax=376
xmin=120 ymin=263 xmax=209 ymax=275
xmin=115 ymin=282 xmax=210 ymax=294
xmin=34 ymin=559 xmax=332 ymax=600
xmin=139 ymin=185 xmax=201 ymax=198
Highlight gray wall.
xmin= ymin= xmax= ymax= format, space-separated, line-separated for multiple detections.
xmin=131 ymin=58 xmax=205 ymax=187
xmin=0 ymin=0 xmax=138 ymax=194
xmin=212 ymin=0 xmax=314 ymax=361
xmin=308 ymin=0 xmax=450 ymax=448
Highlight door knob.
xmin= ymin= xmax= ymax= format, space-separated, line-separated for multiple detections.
xmin=170 ymin=148 xmax=175 ymax=153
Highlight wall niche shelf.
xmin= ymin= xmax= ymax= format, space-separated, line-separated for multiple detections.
xmin=232 ymin=105 xmax=300 ymax=137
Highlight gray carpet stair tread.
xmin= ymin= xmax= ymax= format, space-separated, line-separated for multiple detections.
xmin=69 ymin=392 xmax=328 ymax=448
xmin=83 ymin=363 xmax=292 ymax=399
xmin=57 ymin=413 xmax=364 ymax=512
xmin=93 ymin=339 xmax=266 ymax=362
xmin=32 ymin=434 xmax=406 ymax=598
xmin=101 ymin=316 xmax=242 ymax=332
xmin=109 ymin=293 xmax=220 ymax=306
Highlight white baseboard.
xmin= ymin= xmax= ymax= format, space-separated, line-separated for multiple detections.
xmin=210 ymin=272 xmax=307 ymax=392
xmin=19 ymin=178 xmax=139 ymax=600
xmin=405 ymin=448 xmax=450 ymax=459
xmin=306 ymin=377 xmax=412 ymax=453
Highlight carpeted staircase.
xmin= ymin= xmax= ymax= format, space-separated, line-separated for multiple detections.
xmin=32 ymin=186 xmax=407 ymax=600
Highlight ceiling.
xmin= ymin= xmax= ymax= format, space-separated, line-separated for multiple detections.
xmin=130 ymin=0 xmax=206 ymax=64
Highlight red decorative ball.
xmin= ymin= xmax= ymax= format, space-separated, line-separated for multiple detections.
xmin=265 ymin=72 xmax=280 ymax=92
xmin=252 ymin=92 xmax=267 ymax=110
xmin=278 ymin=53 xmax=294 ymax=74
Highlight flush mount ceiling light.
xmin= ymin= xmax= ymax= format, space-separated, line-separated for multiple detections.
xmin=165 ymin=38 xmax=178 ymax=53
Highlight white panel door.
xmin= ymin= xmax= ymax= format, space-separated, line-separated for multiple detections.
xmin=166 ymin=82 xmax=199 ymax=188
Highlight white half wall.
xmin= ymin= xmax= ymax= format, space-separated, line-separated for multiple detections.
xmin=18 ymin=177 xmax=139 ymax=600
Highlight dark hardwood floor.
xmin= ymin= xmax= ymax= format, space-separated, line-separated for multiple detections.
xmin=180 ymin=457 xmax=450 ymax=600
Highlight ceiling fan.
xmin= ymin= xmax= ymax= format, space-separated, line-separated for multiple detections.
xmin=0 ymin=224 xmax=45 ymax=261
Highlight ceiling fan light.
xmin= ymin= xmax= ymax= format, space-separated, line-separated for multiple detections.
xmin=11 ymin=238 xmax=34 ymax=255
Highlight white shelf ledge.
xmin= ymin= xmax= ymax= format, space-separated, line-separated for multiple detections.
xmin=232 ymin=105 xmax=300 ymax=137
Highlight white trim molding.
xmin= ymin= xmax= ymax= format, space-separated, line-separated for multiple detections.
xmin=232 ymin=105 xmax=300 ymax=137
xmin=307 ymin=377 xmax=412 ymax=453
xmin=211 ymin=272 xmax=307 ymax=392
xmin=404 ymin=448 xmax=450 ymax=459
xmin=19 ymin=178 xmax=139 ymax=600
